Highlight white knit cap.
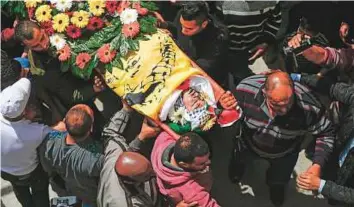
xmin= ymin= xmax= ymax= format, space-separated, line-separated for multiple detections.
xmin=0 ymin=78 xmax=31 ymax=118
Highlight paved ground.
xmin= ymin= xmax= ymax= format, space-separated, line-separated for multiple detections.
xmin=1 ymin=58 xmax=331 ymax=207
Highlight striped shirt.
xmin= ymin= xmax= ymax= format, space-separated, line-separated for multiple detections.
xmin=216 ymin=1 xmax=282 ymax=51
xmin=234 ymin=75 xmax=335 ymax=166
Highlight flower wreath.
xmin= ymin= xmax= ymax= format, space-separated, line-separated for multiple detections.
xmin=24 ymin=0 xmax=158 ymax=79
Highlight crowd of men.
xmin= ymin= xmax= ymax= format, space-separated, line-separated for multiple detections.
xmin=1 ymin=1 xmax=354 ymax=207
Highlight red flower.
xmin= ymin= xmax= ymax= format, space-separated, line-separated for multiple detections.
xmin=41 ymin=21 xmax=54 ymax=36
xmin=87 ymin=17 xmax=104 ymax=31
xmin=27 ymin=7 xmax=35 ymax=19
xmin=132 ymin=2 xmax=148 ymax=16
xmin=117 ymin=0 xmax=131 ymax=14
xmin=66 ymin=25 xmax=81 ymax=39
xmin=1 ymin=28 xmax=15 ymax=42
xmin=122 ymin=21 xmax=140 ymax=38
xmin=106 ymin=1 xmax=118 ymax=15
xmin=97 ymin=44 xmax=117 ymax=63
xmin=76 ymin=53 xmax=91 ymax=69
xmin=57 ymin=45 xmax=71 ymax=61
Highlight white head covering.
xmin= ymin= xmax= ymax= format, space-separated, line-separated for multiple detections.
xmin=0 ymin=78 xmax=31 ymax=118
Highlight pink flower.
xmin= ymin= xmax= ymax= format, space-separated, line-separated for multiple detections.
xmin=57 ymin=44 xmax=71 ymax=61
xmin=75 ymin=53 xmax=91 ymax=69
xmin=87 ymin=17 xmax=104 ymax=31
xmin=41 ymin=21 xmax=54 ymax=36
xmin=105 ymin=1 xmax=118 ymax=15
xmin=122 ymin=21 xmax=140 ymax=38
xmin=132 ymin=2 xmax=148 ymax=16
xmin=97 ymin=44 xmax=117 ymax=63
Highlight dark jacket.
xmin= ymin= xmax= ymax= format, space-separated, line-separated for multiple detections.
xmin=39 ymin=131 xmax=104 ymax=206
xmin=301 ymin=76 xmax=354 ymax=205
xmin=164 ymin=11 xmax=229 ymax=84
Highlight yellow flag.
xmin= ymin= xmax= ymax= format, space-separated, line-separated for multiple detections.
xmin=105 ymin=30 xmax=202 ymax=120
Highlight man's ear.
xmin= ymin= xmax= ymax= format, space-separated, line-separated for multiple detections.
xmin=201 ymin=20 xmax=208 ymax=29
xmin=178 ymin=161 xmax=189 ymax=169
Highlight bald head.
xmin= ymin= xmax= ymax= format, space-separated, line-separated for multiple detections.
xmin=264 ymin=71 xmax=294 ymax=116
xmin=265 ymin=71 xmax=293 ymax=91
xmin=115 ymin=152 xmax=153 ymax=183
xmin=64 ymin=104 xmax=94 ymax=140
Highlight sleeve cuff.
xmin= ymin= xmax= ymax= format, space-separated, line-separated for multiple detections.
xmin=319 ymin=179 xmax=326 ymax=193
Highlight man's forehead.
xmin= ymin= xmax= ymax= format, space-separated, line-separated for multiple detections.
xmin=180 ymin=16 xmax=198 ymax=27
xmin=267 ymin=86 xmax=293 ymax=103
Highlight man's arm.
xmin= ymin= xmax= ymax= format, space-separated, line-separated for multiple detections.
xmin=321 ymin=180 xmax=354 ymax=204
xmin=263 ymin=3 xmax=282 ymax=43
xmin=329 ymin=82 xmax=354 ymax=106
xmin=307 ymin=109 xmax=335 ymax=167
xmin=196 ymin=28 xmax=228 ymax=73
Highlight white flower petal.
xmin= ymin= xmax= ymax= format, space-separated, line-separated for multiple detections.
xmin=50 ymin=34 xmax=66 ymax=50
xmin=120 ymin=8 xmax=138 ymax=25
xmin=55 ymin=0 xmax=72 ymax=12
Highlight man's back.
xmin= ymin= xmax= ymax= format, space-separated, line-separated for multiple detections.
xmin=40 ymin=130 xmax=104 ymax=204
xmin=1 ymin=114 xmax=50 ymax=176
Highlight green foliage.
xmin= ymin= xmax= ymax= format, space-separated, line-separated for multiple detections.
xmin=1 ymin=1 xmax=27 ymax=19
xmin=140 ymin=1 xmax=159 ymax=11
xmin=139 ymin=16 xmax=157 ymax=34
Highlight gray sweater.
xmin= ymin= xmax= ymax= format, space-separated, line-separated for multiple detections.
xmin=97 ymin=109 xmax=160 ymax=207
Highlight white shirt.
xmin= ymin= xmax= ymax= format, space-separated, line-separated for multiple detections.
xmin=1 ymin=114 xmax=51 ymax=176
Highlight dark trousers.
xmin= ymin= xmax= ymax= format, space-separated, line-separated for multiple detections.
xmin=229 ymin=136 xmax=299 ymax=187
xmin=1 ymin=165 xmax=49 ymax=207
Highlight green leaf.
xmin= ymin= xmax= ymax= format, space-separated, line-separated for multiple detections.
xmin=112 ymin=55 xmax=124 ymax=70
xmin=139 ymin=16 xmax=157 ymax=34
xmin=82 ymin=19 xmax=121 ymax=50
xmin=110 ymin=33 xmax=122 ymax=51
xmin=127 ymin=39 xmax=139 ymax=51
xmin=105 ymin=62 xmax=113 ymax=73
xmin=1 ymin=1 xmax=9 ymax=8
xmin=119 ymin=38 xmax=130 ymax=57
xmin=140 ymin=1 xmax=158 ymax=11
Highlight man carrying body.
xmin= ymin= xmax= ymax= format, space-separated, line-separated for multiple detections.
xmin=39 ymin=104 xmax=104 ymax=206
xmin=232 ymin=71 xmax=335 ymax=206
xmin=1 ymin=78 xmax=52 ymax=207
xmin=159 ymin=1 xmax=229 ymax=85
xmin=151 ymin=131 xmax=219 ymax=207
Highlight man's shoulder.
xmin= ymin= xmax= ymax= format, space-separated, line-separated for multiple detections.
xmin=236 ymin=75 xmax=265 ymax=93
xmin=46 ymin=130 xmax=67 ymax=140
xmin=294 ymin=82 xmax=323 ymax=113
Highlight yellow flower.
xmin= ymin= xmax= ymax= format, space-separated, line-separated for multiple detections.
xmin=25 ymin=0 xmax=42 ymax=8
xmin=88 ymin=0 xmax=105 ymax=16
xmin=201 ymin=117 xmax=216 ymax=131
xmin=52 ymin=13 xmax=69 ymax=33
xmin=71 ymin=10 xmax=90 ymax=28
xmin=35 ymin=5 xmax=52 ymax=22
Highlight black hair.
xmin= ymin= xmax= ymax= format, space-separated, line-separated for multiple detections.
xmin=1 ymin=50 xmax=22 ymax=89
xmin=174 ymin=132 xmax=209 ymax=164
xmin=180 ymin=1 xmax=209 ymax=24
xmin=64 ymin=108 xmax=93 ymax=140
xmin=14 ymin=20 xmax=40 ymax=42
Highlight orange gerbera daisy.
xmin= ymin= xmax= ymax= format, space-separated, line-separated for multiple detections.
xmin=75 ymin=52 xmax=91 ymax=69
xmin=97 ymin=44 xmax=117 ymax=63
xmin=122 ymin=21 xmax=140 ymax=38
xmin=57 ymin=44 xmax=71 ymax=61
